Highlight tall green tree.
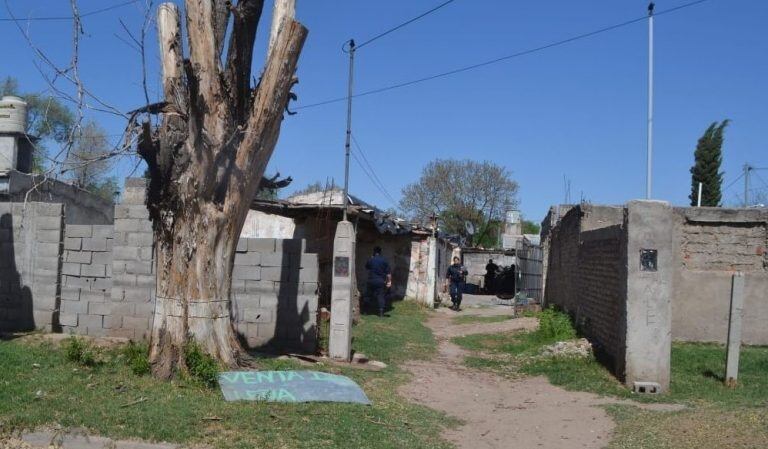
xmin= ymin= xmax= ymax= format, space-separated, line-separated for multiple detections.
xmin=1 ymin=76 xmax=75 ymax=172
xmin=689 ymin=120 xmax=729 ymax=207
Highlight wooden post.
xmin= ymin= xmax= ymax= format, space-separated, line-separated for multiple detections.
xmin=725 ymin=272 xmax=745 ymax=387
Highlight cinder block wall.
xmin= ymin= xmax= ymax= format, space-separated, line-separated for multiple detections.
xmin=232 ymin=238 xmax=319 ymax=352
xmin=59 ymin=224 xmax=114 ymax=336
xmin=0 ymin=202 xmax=63 ymax=332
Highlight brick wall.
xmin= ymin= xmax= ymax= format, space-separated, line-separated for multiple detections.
xmin=543 ymin=205 xmax=628 ymax=376
xmin=59 ymin=224 xmax=114 ymax=336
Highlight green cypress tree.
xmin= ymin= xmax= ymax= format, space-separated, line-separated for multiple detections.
xmin=690 ymin=120 xmax=729 ymax=206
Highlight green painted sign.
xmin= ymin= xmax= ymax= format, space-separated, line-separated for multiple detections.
xmin=219 ymin=370 xmax=371 ymax=404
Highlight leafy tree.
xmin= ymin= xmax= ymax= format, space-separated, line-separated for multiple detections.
xmin=689 ymin=120 xmax=729 ymax=207
xmin=400 ymin=159 xmax=519 ymax=246
xmin=63 ymin=120 xmax=118 ymax=202
xmin=522 ymin=219 xmax=540 ymax=235
xmin=1 ymin=76 xmax=74 ymax=172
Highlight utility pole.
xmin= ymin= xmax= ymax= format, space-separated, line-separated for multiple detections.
xmin=646 ymin=2 xmax=655 ymax=199
xmin=343 ymin=39 xmax=356 ymax=221
xmin=743 ymin=164 xmax=751 ymax=207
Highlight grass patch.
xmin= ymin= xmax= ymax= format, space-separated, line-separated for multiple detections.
xmin=0 ymin=301 xmax=452 ymax=448
xmin=451 ymin=315 xmax=512 ymax=325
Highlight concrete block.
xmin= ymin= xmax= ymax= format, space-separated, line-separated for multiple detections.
xmin=299 ymin=265 xmax=319 ymax=282
xmin=61 ymin=286 xmax=81 ymax=301
xmin=260 ymin=267 xmax=285 ymax=282
xmin=33 ymin=294 xmax=57 ymax=311
xmin=82 ymin=237 xmax=107 ymax=252
xmin=92 ymin=278 xmax=112 ymax=291
xmin=91 ymin=252 xmax=112 ymax=265
xmin=36 ymin=242 xmax=61 ymax=258
xmin=244 ymin=308 xmax=272 ymax=323
xmin=115 ymin=218 xmax=142 ymax=232
xmin=236 ymin=238 xmax=248 ymax=253
xmin=65 ymin=250 xmax=92 ymax=264
xmin=135 ymin=274 xmax=155 ymax=288
xmin=62 ymin=262 xmax=82 ymax=276
xmin=122 ymin=315 xmax=150 ymax=331
xmin=80 ymin=289 xmax=107 ymax=303
xmin=246 ymin=280 xmax=275 ymax=294
xmin=112 ymin=273 xmax=137 ymax=287
xmin=124 ymin=287 xmax=153 ymax=302
xmin=127 ymin=232 xmax=153 ymax=247
xmin=66 ymin=225 xmax=93 ymax=238
xmin=62 ymin=299 xmax=89 ymax=316
xmin=33 ymin=203 xmax=63 ymax=217
xmin=134 ymin=302 xmax=155 ymax=316
xmin=257 ymin=321 xmax=277 ymax=338
xmin=37 ymin=230 xmax=62 ymax=243
xmin=110 ymin=302 xmax=136 ymax=316
xmin=139 ymin=246 xmax=154 ymax=261
xmin=258 ymin=294 xmax=279 ymax=308
xmin=78 ymin=314 xmax=103 ymax=329
xmin=86 ymin=327 xmax=109 ymax=337
xmin=233 ymin=266 xmax=261 ymax=281
xmin=234 ymin=292 xmax=260 ymax=305
xmin=102 ymin=314 xmax=120 ymax=329
xmin=260 ymin=252 xmax=286 ymax=268
xmin=300 ymin=253 xmax=318 ymax=268
xmin=81 ymin=264 xmax=107 ymax=278
xmin=64 ymin=237 xmax=82 ymax=250
xmin=126 ymin=260 xmax=153 ymax=275
xmin=63 ymin=275 xmax=90 ymax=289
xmin=88 ymin=302 xmax=112 ymax=316
xmin=234 ymin=252 xmax=261 ymax=266
xmin=127 ymin=205 xmax=150 ymax=219
xmin=59 ymin=313 xmax=78 ymax=327
xmin=231 ymin=280 xmax=246 ymax=293
xmin=301 ymin=282 xmax=319 ymax=295
xmin=92 ymin=226 xmax=114 ymax=239
xmin=248 ymin=238 xmax=276 ymax=253
xmin=34 ymin=216 xmax=63 ymax=231
xmin=114 ymin=205 xmax=131 ymax=219
xmin=34 ymin=256 xmax=60 ymax=271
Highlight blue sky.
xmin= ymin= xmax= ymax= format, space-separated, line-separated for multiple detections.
xmin=3 ymin=0 xmax=767 ymax=221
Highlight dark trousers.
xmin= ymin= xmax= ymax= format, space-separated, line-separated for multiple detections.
xmin=450 ymin=282 xmax=464 ymax=307
xmin=366 ymin=283 xmax=387 ymax=312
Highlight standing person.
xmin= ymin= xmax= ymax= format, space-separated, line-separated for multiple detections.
xmin=485 ymin=259 xmax=499 ymax=294
xmin=364 ymin=246 xmax=392 ymax=317
xmin=445 ymin=256 xmax=468 ymax=311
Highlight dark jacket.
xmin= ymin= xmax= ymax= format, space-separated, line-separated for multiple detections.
xmin=365 ymin=254 xmax=391 ymax=286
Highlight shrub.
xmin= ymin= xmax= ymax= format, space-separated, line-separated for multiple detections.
xmin=183 ymin=339 xmax=220 ymax=388
xmin=537 ymin=307 xmax=576 ymax=341
xmin=123 ymin=341 xmax=151 ymax=376
xmin=64 ymin=336 xmax=100 ymax=367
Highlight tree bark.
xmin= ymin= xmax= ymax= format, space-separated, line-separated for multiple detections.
xmin=139 ymin=0 xmax=307 ymax=379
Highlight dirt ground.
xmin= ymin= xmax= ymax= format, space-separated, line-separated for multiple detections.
xmin=399 ymin=303 xmax=680 ymax=449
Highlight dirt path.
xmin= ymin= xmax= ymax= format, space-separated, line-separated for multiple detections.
xmin=399 ymin=306 xmax=678 ymax=449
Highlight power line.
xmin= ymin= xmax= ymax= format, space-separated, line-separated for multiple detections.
xmin=350 ymin=134 xmax=399 ymax=206
xmin=1 ymin=0 xmax=140 ymax=22
xmin=356 ymin=0 xmax=458 ymax=50
xmin=349 ymin=150 xmax=397 ymax=209
xmin=297 ymin=0 xmax=712 ymax=111
xmin=723 ymin=172 xmax=745 ymax=192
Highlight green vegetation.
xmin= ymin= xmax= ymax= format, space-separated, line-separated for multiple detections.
xmin=451 ymin=314 xmax=512 ymax=325
xmin=183 ymin=339 xmax=221 ymax=388
xmin=0 ymin=301 xmax=453 ymax=449
xmin=689 ymin=119 xmax=729 ymax=207
xmin=123 ymin=341 xmax=151 ymax=376
xmin=64 ymin=336 xmax=101 ymax=367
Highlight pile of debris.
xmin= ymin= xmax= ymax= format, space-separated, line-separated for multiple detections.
xmin=540 ymin=338 xmax=592 ymax=358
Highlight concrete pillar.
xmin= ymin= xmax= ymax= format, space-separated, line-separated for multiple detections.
xmin=625 ymin=200 xmax=673 ymax=393
xmin=0 ymin=135 xmax=18 ymax=171
xmin=423 ymin=237 xmax=437 ymax=308
xmin=329 ymin=220 xmax=356 ymax=361
xmin=725 ymin=272 xmax=745 ymax=387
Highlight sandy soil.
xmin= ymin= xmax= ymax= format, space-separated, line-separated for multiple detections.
xmin=399 ymin=306 xmax=680 ymax=449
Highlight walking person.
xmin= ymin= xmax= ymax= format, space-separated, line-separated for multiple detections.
xmin=364 ymin=246 xmax=392 ymax=317
xmin=445 ymin=256 xmax=468 ymax=311
xmin=484 ymin=259 xmax=499 ymax=294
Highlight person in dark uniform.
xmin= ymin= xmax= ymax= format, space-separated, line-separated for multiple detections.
xmin=444 ymin=256 xmax=468 ymax=311
xmin=364 ymin=246 xmax=392 ymax=317
xmin=485 ymin=259 xmax=499 ymax=294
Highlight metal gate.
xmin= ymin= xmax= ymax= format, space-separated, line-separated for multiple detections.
xmin=515 ymin=241 xmax=543 ymax=302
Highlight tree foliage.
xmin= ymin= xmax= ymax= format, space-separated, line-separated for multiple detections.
xmin=400 ymin=159 xmax=518 ymax=246
xmin=1 ymin=76 xmax=75 ymax=172
xmin=690 ymin=120 xmax=729 ymax=207
xmin=65 ymin=120 xmax=115 ymax=197
xmin=522 ymin=219 xmax=540 ymax=235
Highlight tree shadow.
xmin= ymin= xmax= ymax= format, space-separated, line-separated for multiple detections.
xmin=0 ymin=213 xmax=34 ymax=333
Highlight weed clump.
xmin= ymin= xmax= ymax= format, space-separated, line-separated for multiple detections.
xmin=537 ymin=307 xmax=576 ymax=341
xmin=183 ymin=339 xmax=220 ymax=388
xmin=123 ymin=341 xmax=151 ymax=376
xmin=64 ymin=336 xmax=100 ymax=367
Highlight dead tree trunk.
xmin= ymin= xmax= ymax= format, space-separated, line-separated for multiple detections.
xmin=137 ymin=0 xmax=307 ymax=378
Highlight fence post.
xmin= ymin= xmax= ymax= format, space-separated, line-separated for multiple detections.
xmin=725 ymin=272 xmax=745 ymax=387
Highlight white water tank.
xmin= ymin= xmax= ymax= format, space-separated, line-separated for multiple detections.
xmin=0 ymin=96 xmax=28 ymax=134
